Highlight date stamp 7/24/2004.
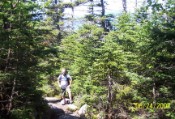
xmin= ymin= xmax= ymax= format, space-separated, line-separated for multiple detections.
xmin=132 ymin=103 xmax=171 ymax=109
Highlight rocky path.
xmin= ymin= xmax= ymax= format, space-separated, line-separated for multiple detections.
xmin=44 ymin=97 xmax=80 ymax=119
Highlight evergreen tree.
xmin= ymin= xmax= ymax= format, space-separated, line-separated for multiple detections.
xmin=0 ymin=0 xmax=52 ymax=118
xmin=136 ymin=0 xmax=175 ymax=118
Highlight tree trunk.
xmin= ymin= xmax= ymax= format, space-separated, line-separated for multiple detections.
xmin=5 ymin=49 xmax=11 ymax=72
xmin=101 ymin=0 xmax=106 ymax=30
xmin=105 ymin=75 xmax=112 ymax=119
xmin=89 ymin=0 xmax=94 ymax=16
xmin=7 ymin=78 xmax=16 ymax=114
xmin=135 ymin=0 xmax=137 ymax=8
xmin=71 ymin=0 xmax=74 ymax=31
xmin=54 ymin=0 xmax=62 ymax=42
xmin=55 ymin=0 xmax=57 ymax=4
xmin=7 ymin=40 xmax=19 ymax=115
xmin=152 ymin=82 xmax=156 ymax=104
xmin=122 ymin=0 xmax=127 ymax=12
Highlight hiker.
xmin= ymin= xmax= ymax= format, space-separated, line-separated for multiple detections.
xmin=57 ymin=68 xmax=73 ymax=104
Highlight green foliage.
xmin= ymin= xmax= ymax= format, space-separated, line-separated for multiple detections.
xmin=59 ymin=3 xmax=175 ymax=117
xmin=131 ymin=0 xmax=175 ymax=118
xmin=0 ymin=0 xmax=56 ymax=118
xmin=11 ymin=108 xmax=33 ymax=119
xmin=0 ymin=0 xmax=174 ymax=118
xmin=60 ymin=17 xmax=141 ymax=117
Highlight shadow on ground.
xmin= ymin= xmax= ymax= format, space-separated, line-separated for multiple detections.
xmin=42 ymin=105 xmax=80 ymax=119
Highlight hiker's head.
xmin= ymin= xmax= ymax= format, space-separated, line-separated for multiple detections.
xmin=61 ymin=68 xmax=68 ymax=75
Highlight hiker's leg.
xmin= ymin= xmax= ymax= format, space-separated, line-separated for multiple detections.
xmin=66 ymin=86 xmax=72 ymax=102
xmin=61 ymin=89 xmax=66 ymax=104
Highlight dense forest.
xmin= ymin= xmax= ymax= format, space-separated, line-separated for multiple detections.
xmin=0 ymin=0 xmax=175 ymax=119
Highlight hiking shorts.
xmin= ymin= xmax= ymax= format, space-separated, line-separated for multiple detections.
xmin=61 ymin=88 xmax=66 ymax=97
xmin=61 ymin=86 xmax=71 ymax=97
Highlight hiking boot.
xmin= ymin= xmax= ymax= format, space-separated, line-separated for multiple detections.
xmin=61 ymin=99 xmax=66 ymax=105
xmin=61 ymin=101 xmax=66 ymax=105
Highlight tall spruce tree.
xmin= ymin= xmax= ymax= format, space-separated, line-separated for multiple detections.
xmin=0 ymin=0 xmax=52 ymax=118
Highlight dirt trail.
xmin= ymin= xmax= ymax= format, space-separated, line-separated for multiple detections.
xmin=44 ymin=97 xmax=80 ymax=119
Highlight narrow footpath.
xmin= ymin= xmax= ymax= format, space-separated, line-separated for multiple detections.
xmin=43 ymin=97 xmax=81 ymax=119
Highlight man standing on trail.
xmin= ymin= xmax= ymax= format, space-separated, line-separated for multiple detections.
xmin=58 ymin=68 xmax=73 ymax=104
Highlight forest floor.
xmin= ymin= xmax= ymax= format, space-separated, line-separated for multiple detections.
xmin=44 ymin=97 xmax=81 ymax=119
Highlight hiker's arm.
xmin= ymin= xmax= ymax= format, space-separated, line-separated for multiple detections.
xmin=68 ymin=76 xmax=72 ymax=86
xmin=57 ymin=76 xmax=61 ymax=87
